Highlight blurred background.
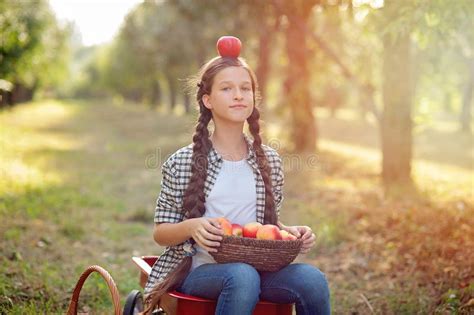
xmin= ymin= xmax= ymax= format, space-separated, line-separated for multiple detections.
xmin=1 ymin=0 xmax=473 ymax=314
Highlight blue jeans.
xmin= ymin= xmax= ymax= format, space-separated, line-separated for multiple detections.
xmin=177 ymin=262 xmax=330 ymax=315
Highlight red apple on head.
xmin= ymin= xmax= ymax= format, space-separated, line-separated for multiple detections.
xmin=256 ymin=224 xmax=282 ymax=240
xmin=216 ymin=36 xmax=241 ymax=58
xmin=216 ymin=217 xmax=232 ymax=236
xmin=243 ymin=222 xmax=262 ymax=238
xmin=231 ymin=224 xmax=243 ymax=237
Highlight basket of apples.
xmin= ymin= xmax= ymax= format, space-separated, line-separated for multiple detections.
xmin=210 ymin=218 xmax=303 ymax=272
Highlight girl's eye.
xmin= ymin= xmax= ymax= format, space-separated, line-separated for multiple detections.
xmin=222 ymin=87 xmax=231 ymax=91
xmin=242 ymin=87 xmax=251 ymax=91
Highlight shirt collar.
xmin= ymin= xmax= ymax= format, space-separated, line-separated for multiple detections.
xmin=208 ymin=133 xmax=256 ymax=165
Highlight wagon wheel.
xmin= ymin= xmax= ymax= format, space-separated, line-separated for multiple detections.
xmin=67 ymin=265 xmax=121 ymax=315
xmin=123 ymin=290 xmax=144 ymax=315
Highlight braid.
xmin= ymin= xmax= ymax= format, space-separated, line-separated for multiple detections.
xmin=182 ymin=104 xmax=212 ymax=219
xmin=143 ymin=102 xmax=212 ymax=315
xmin=247 ymin=107 xmax=277 ymax=225
xmin=143 ymin=103 xmax=213 ymax=315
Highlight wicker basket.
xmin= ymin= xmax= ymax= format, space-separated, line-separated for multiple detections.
xmin=210 ymin=236 xmax=303 ymax=272
xmin=67 ymin=265 xmax=121 ymax=315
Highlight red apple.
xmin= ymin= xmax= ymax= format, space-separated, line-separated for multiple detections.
xmin=216 ymin=217 xmax=232 ymax=236
xmin=216 ymin=36 xmax=241 ymax=58
xmin=256 ymin=224 xmax=282 ymax=240
xmin=280 ymin=230 xmax=291 ymax=240
xmin=243 ymin=222 xmax=262 ymax=238
xmin=231 ymin=224 xmax=243 ymax=237
xmin=280 ymin=230 xmax=298 ymax=241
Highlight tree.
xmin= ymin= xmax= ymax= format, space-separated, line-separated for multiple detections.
xmin=367 ymin=0 xmax=474 ymax=187
xmin=0 ymin=0 xmax=70 ymax=106
xmin=275 ymin=0 xmax=319 ymax=152
xmin=460 ymin=59 xmax=473 ymax=132
xmin=381 ymin=30 xmax=414 ymax=185
xmin=103 ymin=1 xmax=205 ymax=111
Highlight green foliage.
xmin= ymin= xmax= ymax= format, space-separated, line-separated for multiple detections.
xmin=60 ymin=222 xmax=85 ymax=240
xmin=0 ymin=0 xmax=71 ymax=99
xmin=0 ymin=184 xmax=104 ymax=220
xmin=442 ymin=289 xmax=462 ymax=314
xmin=364 ymin=0 xmax=474 ymax=118
xmin=94 ymin=0 xmax=276 ymax=105
xmin=83 ymin=1 xmax=202 ymax=102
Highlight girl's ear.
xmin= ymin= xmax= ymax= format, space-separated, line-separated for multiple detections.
xmin=202 ymin=94 xmax=212 ymax=110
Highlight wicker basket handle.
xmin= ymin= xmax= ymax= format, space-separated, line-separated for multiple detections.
xmin=67 ymin=265 xmax=122 ymax=315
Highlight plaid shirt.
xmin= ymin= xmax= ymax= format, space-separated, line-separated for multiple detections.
xmin=144 ymin=134 xmax=284 ymax=294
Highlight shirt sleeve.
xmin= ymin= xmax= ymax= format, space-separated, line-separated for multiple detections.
xmin=154 ymin=157 xmax=185 ymax=224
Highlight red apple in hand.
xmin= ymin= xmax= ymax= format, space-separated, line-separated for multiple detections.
xmin=216 ymin=36 xmax=241 ymax=58
xmin=243 ymin=222 xmax=262 ymax=238
xmin=256 ymin=224 xmax=282 ymax=240
xmin=231 ymin=224 xmax=243 ymax=237
xmin=280 ymin=230 xmax=298 ymax=241
xmin=216 ymin=217 xmax=232 ymax=236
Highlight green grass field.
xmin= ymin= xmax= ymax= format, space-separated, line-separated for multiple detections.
xmin=1 ymin=99 xmax=472 ymax=314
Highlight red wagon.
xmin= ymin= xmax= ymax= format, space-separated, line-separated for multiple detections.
xmin=127 ymin=256 xmax=294 ymax=315
xmin=67 ymin=256 xmax=294 ymax=315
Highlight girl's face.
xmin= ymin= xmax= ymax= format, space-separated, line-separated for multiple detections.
xmin=202 ymin=66 xmax=254 ymax=124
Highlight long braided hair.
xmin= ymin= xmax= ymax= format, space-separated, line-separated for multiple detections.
xmin=144 ymin=56 xmax=277 ymax=314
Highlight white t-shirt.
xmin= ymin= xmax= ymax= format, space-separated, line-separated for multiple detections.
xmin=191 ymin=158 xmax=257 ymax=271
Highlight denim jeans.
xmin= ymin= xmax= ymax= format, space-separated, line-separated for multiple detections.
xmin=177 ymin=262 xmax=330 ymax=315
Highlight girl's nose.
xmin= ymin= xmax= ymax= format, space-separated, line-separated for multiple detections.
xmin=234 ymin=89 xmax=243 ymax=100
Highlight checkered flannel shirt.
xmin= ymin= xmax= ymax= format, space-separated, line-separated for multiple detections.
xmin=144 ymin=134 xmax=285 ymax=294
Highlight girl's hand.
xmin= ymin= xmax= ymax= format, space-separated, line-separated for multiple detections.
xmin=284 ymin=225 xmax=316 ymax=254
xmin=188 ymin=218 xmax=224 ymax=253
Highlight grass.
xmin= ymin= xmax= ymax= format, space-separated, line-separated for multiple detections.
xmin=0 ymin=99 xmax=472 ymax=314
xmin=0 ymin=99 xmax=193 ymax=313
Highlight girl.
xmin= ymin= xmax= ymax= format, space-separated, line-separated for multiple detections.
xmin=144 ymin=37 xmax=330 ymax=315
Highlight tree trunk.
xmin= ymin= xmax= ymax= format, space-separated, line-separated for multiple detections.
xmin=284 ymin=11 xmax=317 ymax=152
xmin=183 ymin=93 xmax=191 ymax=114
xmin=130 ymin=89 xmax=141 ymax=103
xmin=460 ymin=58 xmax=474 ymax=132
xmin=0 ymin=90 xmax=13 ymax=108
xmin=255 ymin=31 xmax=270 ymax=113
xmin=255 ymin=13 xmax=280 ymax=115
xmin=11 ymin=83 xmax=35 ymax=104
xmin=196 ymin=46 xmax=206 ymax=68
xmin=381 ymin=33 xmax=413 ymax=186
xmin=150 ymin=80 xmax=161 ymax=109
xmin=167 ymin=74 xmax=177 ymax=110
